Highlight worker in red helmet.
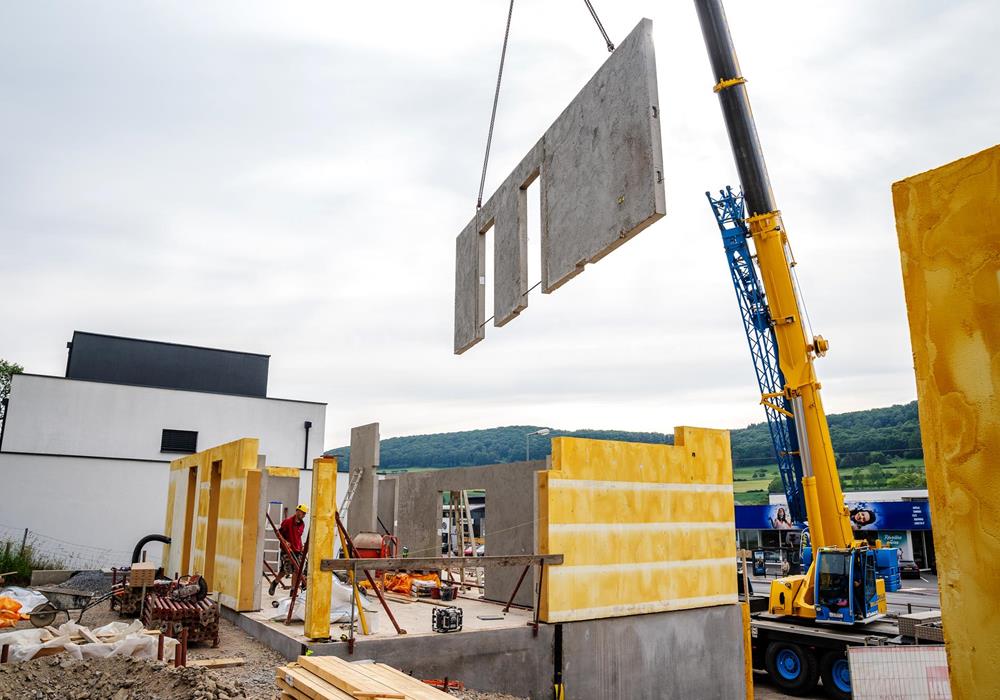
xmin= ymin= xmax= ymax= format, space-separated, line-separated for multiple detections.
xmin=269 ymin=504 xmax=308 ymax=596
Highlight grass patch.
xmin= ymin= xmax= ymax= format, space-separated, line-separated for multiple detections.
xmin=0 ymin=539 xmax=66 ymax=586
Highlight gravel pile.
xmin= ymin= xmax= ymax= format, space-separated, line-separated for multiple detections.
xmin=0 ymin=656 xmax=246 ymax=700
xmin=452 ymin=690 xmax=527 ymax=700
xmin=52 ymin=571 xmax=115 ymax=595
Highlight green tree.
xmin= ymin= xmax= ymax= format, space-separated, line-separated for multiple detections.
xmin=768 ymin=475 xmax=784 ymax=494
xmin=0 ymin=359 xmax=24 ymax=432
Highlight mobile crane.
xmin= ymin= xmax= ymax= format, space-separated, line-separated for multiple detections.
xmin=694 ymin=0 xmax=905 ymax=696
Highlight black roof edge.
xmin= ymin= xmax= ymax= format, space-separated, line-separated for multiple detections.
xmin=70 ymin=330 xmax=271 ymax=359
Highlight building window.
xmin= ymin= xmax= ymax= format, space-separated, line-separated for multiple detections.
xmin=161 ymin=429 xmax=198 ymax=454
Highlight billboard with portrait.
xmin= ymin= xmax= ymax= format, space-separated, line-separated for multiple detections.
xmin=736 ymin=501 xmax=931 ymax=531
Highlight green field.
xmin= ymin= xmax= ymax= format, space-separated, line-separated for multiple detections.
xmin=732 ymin=458 xmax=926 ymax=505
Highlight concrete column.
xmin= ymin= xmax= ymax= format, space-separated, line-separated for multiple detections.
xmin=347 ymin=422 xmax=380 ymax=538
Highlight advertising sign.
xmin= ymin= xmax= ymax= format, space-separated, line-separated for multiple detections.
xmin=736 ymin=501 xmax=932 ymax=531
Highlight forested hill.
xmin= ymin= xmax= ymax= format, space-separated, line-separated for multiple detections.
xmin=325 ymin=401 xmax=922 ymax=472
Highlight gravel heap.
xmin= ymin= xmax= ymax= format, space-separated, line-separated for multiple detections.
xmin=52 ymin=571 xmax=115 ymax=595
xmin=452 ymin=690 xmax=527 ymax=700
xmin=0 ymin=656 xmax=246 ymax=700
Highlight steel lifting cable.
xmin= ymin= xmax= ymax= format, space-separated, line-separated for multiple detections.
xmin=583 ymin=0 xmax=615 ymax=52
xmin=476 ymin=0 xmax=615 ymax=218
xmin=477 ymin=0 xmax=516 ymax=214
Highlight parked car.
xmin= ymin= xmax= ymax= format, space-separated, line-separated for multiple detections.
xmin=899 ymin=559 xmax=921 ymax=579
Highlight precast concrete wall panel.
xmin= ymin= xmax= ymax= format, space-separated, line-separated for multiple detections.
xmin=538 ymin=429 xmax=736 ymax=623
xmin=542 ymin=18 xmax=665 ymax=292
xmin=893 ymin=144 xmax=1000 ymax=700
xmin=453 ymin=19 xmax=664 ymax=353
xmin=454 ymin=218 xmax=485 ymax=354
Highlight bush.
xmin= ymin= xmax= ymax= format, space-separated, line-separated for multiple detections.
xmin=0 ymin=540 xmax=65 ymax=586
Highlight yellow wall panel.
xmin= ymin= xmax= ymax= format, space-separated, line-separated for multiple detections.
xmin=163 ymin=438 xmax=262 ymax=612
xmin=305 ymin=457 xmax=337 ymax=640
xmin=894 ymin=144 xmax=1000 ymax=700
xmin=539 ymin=429 xmax=737 ymax=623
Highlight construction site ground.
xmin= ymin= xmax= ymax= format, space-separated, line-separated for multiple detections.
xmin=250 ymin=580 xmax=533 ymax=643
xmin=2 ymin=599 xmax=526 ymax=700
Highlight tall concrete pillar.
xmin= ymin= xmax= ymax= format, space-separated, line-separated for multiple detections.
xmin=347 ymin=422 xmax=380 ymax=538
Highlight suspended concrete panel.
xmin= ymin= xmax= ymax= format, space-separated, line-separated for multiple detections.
xmin=454 ymin=18 xmax=664 ymax=354
xmin=894 ymin=143 xmax=1000 ymax=700
xmin=537 ymin=428 xmax=737 ymax=623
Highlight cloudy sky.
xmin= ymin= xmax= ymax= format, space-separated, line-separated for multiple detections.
xmin=2 ymin=1 xmax=996 ymax=450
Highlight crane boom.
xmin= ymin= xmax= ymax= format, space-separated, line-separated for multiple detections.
xmin=693 ymin=0 xmax=854 ymax=551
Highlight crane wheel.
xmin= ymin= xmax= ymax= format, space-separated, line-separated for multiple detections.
xmin=764 ymin=641 xmax=819 ymax=695
xmin=820 ymin=651 xmax=852 ymax=700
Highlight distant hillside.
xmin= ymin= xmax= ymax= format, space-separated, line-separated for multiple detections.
xmin=325 ymin=402 xmax=923 ymax=484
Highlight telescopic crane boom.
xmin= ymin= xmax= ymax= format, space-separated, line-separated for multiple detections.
xmin=693 ymin=0 xmax=895 ymax=622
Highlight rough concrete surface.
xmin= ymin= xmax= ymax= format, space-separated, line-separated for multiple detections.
xmin=347 ymin=422 xmax=380 ymax=538
xmin=561 ymin=604 xmax=747 ymax=699
xmin=893 ymin=143 xmax=1000 ymax=700
xmin=454 ymin=19 xmax=664 ymax=353
xmin=454 ymin=216 xmax=486 ymax=353
xmin=541 ymin=18 xmax=665 ymax=293
xmin=384 ymin=460 xmax=544 ymax=607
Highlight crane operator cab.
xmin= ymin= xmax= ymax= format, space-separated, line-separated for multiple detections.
xmin=814 ymin=548 xmax=887 ymax=624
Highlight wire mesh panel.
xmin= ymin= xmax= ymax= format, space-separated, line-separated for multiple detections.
xmin=0 ymin=523 xmax=136 ymax=569
xmin=848 ymin=645 xmax=951 ymax=699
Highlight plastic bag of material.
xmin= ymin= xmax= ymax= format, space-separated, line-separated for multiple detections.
xmin=0 ymin=586 xmax=48 ymax=614
xmin=90 ymin=619 xmax=144 ymax=642
xmin=0 ymin=596 xmax=30 ymax=628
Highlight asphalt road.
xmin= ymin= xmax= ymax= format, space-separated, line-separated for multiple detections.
xmin=749 ymin=572 xmax=940 ymax=698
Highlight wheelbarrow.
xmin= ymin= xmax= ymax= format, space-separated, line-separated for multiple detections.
xmin=27 ymin=586 xmax=121 ymax=627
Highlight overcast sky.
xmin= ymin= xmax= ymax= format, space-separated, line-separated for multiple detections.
xmin=2 ymin=1 xmax=996 ymax=450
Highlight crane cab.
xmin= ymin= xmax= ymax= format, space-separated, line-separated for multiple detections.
xmin=814 ymin=548 xmax=887 ymax=624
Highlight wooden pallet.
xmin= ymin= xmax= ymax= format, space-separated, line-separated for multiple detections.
xmin=275 ymin=656 xmax=452 ymax=700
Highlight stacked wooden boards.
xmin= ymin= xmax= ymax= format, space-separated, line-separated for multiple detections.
xmin=276 ymin=656 xmax=452 ymax=700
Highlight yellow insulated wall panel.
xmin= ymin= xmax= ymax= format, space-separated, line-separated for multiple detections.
xmin=305 ymin=457 xmax=337 ymax=640
xmin=893 ymin=144 xmax=1000 ymax=700
xmin=538 ymin=428 xmax=737 ymax=623
xmin=162 ymin=438 xmax=262 ymax=611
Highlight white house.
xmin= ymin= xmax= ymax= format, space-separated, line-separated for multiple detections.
xmin=0 ymin=332 xmax=326 ymax=567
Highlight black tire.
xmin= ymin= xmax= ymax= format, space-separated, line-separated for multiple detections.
xmin=765 ymin=641 xmax=819 ymax=695
xmin=29 ymin=602 xmax=57 ymax=628
xmin=820 ymin=651 xmax=852 ymax=700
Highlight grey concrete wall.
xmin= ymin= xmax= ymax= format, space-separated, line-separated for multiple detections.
xmin=376 ymin=476 xmax=397 ymax=535
xmin=309 ymin=625 xmax=555 ymax=700
xmin=453 ymin=19 xmax=664 ymax=353
xmin=561 ymin=604 xmax=747 ymax=699
xmin=542 ymin=18 xmax=665 ymax=292
xmin=387 ymin=460 xmax=543 ymax=607
xmin=347 ymin=423 xmax=380 ymax=538
xmin=454 ymin=218 xmax=486 ymax=354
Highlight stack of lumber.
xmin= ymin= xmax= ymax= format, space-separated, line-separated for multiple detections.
xmin=276 ymin=655 xmax=452 ymax=700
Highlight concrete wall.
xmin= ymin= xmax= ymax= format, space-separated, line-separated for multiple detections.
xmin=387 ymin=460 xmax=544 ymax=607
xmin=539 ymin=429 xmax=737 ymax=622
xmin=894 ymin=144 xmax=1000 ymax=700
xmin=561 ymin=604 xmax=747 ymax=699
xmin=2 ymin=373 xmax=326 ymax=465
xmin=346 ymin=423 xmax=380 ymax=538
xmin=453 ymin=19 xmax=664 ymax=353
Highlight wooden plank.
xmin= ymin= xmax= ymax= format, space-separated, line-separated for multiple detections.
xmin=187 ymin=657 xmax=246 ymax=668
xmin=298 ymin=656 xmax=405 ymax=699
xmin=319 ymin=554 xmax=563 ymax=572
xmin=277 ymin=666 xmax=354 ymax=700
xmin=351 ymin=662 xmax=451 ymax=700
xmin=276 ymin=677 xmax=318 ymax=700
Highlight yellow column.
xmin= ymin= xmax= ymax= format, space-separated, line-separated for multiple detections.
xmin=741 ymin=602 xmax=753 ymax=700
xmin=894 ymin=144 xmax=1000 ymax=700
xmin=305 ymin=457 xmax=338 ymax=640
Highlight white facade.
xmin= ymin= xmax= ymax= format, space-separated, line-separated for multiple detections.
xmin=1 ymin=373 xmax=326 ymax=566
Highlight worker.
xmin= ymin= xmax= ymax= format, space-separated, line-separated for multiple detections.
xmin=269 ymin=504 xmax=308 ymax=596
